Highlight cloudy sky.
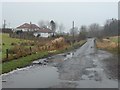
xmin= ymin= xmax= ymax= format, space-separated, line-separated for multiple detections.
xmin=2 ymin=2 xmax=118 ymax=32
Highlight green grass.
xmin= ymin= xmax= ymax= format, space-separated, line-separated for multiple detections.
xmin=1 ymin=40 xmax=86 ymax=74
xmin=2 ymin=51 xmax=48 ymax=74
xmin=1 ymin=33 xmax=33 ymax=58
xmin=109 ymin=36 xmax=120 ymax=43
xmin=97 ymin=36 xmax=119 ymax=54
xmin=1 ymin=33 xmax=86 ymax=74
xmin=109 ymin=36 xmax=119 ymax=54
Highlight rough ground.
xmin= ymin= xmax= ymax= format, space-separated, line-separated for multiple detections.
xmin=2 ymin=38 xmax=118 ymax=88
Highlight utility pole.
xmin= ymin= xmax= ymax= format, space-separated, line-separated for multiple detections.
xmin=30 ymin=22 xmax=32 ymax=31
xmin=72 ymin=21 xmax=75 ymax=42
xmin=3 ymin=20 xmax=6 ymax=29
xmin=72 ymin=21 xmax=74 ymax=29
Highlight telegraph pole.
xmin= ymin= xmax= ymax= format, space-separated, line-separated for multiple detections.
xmin=72 ymin=21 xmax=75 ymax=42
xmin=30 ymin=22 xmax=32 ymax=31
xmin=3 ymin=20 xmax=6 ymax=29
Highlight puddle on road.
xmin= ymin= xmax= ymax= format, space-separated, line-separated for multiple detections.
xmin=77 ymin=79 xmax=118 ymax=88
xmin=79 ymin=60 xmax=118 ymax=88
xmin=79 ymin=67 xmax=118 ymax=88
xmin=64 ymin=52 xmax=74 ymax=60
xmin=2 ymin=51 xmax=76 ymax=88
xmin=49 ymin=52 xmax=74 ymax=61
xmin=86 ymin=68 xmax=104 ymax=72
xmin=96 ymin=50 xmax=113 ymax=60
xmin=32 ymin=58 xmax=47 ymax=64
xmin=81 ymin=75 xmax=89 ymax=80
xmin=2 ymin=65 xmax=59 ymax=88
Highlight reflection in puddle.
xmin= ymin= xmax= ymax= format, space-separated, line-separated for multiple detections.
xmin=86 ymin=68 xmax=103 ymax=72
xmin=81 ymin=75 xmax=89 ymax=80
xmin=64 ymin=52 xmax=74 ymax=60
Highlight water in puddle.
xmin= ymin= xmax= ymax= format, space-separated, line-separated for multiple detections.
xmin=79 ymin=67 xmax=118 ymax=88
xmin=86 ymin=68 xmax=103 ymax=72
xmin=81 ymin=75 xmax=89 ymax=80
xmin=2 ymin=65 xmax=59 ymax=88
xmin=79 ymin=68 xmax=118 ymax=88
xmin=64 ymin=52 xmax=74 ymax=60
xmin=32 ymin=58 xmax=47 ymax=64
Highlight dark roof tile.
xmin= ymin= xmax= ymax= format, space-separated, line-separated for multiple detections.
xmin=16 ymin=23 xmax=40 ymax=29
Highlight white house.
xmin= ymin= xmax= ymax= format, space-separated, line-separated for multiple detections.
xmin=15 ymin=22 xmax=54 ymax=38
xmin=16 ymin=22 xmax=40 ymax=32
xmin=33 ymin=28 xmax=54 ymax=38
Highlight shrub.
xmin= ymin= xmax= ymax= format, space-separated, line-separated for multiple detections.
xmin=20 ymin=42 xmax=29 ymax=46
xmin=11 ymin=42 xmax=17 ymax=45
xmin=2 ymin=43 xmax=5 ymax=45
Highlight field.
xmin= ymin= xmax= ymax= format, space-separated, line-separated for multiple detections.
xmin=1 ymin=33 xmax=34 ymax=59
xmin=1 ymin=33 xmax=86 ymax=74
xmin=109 ymin=36 xmax=120 ymax=43
xmin=1 ymin=51 xmax=48 ymax=74
xmin=96 ymin=36 xmax=120 ymax=54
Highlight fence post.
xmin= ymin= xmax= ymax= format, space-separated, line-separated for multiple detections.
xmin=30 ymin=47 xmax=32 ymax=55
xmin=6 ymin=49 xmax=8 ymax=60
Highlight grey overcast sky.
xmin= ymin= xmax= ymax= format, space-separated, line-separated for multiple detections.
xmin=2 ymin=2 xmax=118 ymax=32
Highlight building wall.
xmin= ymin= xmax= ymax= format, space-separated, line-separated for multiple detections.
xmin=33 ymin=32 xmax=53 ymax=37
xmin=15 ymin=28 xmax=38 ymax=32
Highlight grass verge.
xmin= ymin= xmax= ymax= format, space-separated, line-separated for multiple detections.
xmin=1 ymin=51 xmax=48 ymax=74
xmin=96 ymin=36 xmax=119 ymax=54
xmin=1 ymin=40 xmax=86 ymax=74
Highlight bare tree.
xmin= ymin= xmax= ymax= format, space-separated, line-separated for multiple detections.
xmin=70 ymin=27 xmax=78 ymax=36
xmin=45 ymin=20 xmax=51 ymax=28
xmin=80 ymin=25 xmax=87 ymax=33
xmin=103 ymin=18 xmax=118 ymax=36
xmin=38 ymin=20 xmax=45 ymax=28
xmin=58 ymin=23 xmax=65 ymax=34
xmin=79 ymin=25 xmax=87 ymax=39
xmin=88 ymin=23 xmax=101 ymax=37
xmin=38 ymin=20 xmax=50 ymax=28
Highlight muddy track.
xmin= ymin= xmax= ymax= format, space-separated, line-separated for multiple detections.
xmin=2 ymin=38 xmax=118 ymax=88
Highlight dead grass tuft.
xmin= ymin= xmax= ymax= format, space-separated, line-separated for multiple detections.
xmin=96 ymin=38 xmax=119 ymax=53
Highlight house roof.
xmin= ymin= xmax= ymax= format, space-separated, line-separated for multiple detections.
xmin=36 ymin=28 xmax=54 ymax=33
xmin=16 ymin=23 xmax=53 ymax=33
xmin=16 ymin=23 xmax=40 ymax=30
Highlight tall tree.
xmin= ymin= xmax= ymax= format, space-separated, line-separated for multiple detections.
xmin=70 ymin=27 xmax=78 ymax=36
xmin=103 ymin=19 xmax=118 ymax=36
xmin=38 ymin=20 xmax=50 ymax=28
xmin=50 ymin=20 xmax=56 ymax=36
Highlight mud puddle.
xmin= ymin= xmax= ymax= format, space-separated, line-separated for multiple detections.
xmin=78 ymin=67 xmax=118 ymax=88
xmin=77 ymin=50 xmax=118 ymax=88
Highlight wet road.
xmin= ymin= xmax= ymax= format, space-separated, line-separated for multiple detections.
xmin=2 ymin=38 xmax=118 ymax=88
